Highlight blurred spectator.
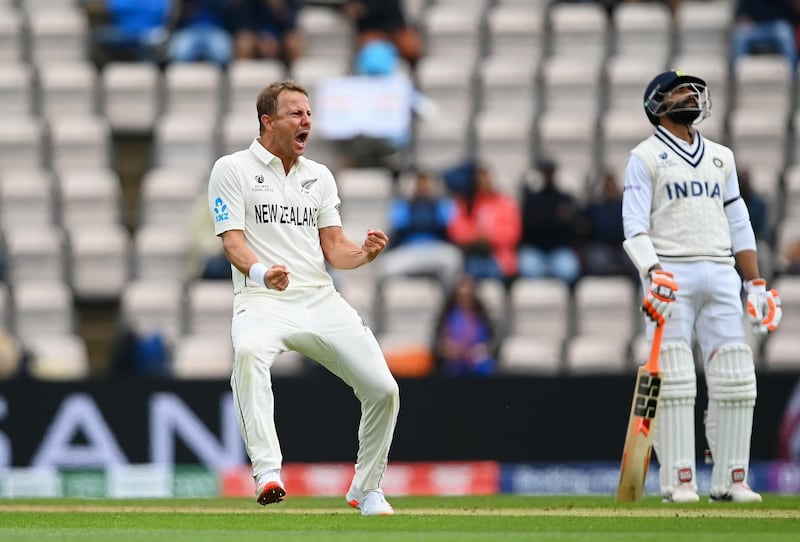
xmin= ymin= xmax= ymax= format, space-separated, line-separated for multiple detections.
xmin=738 ymin=167 xmax=771 ymax=242
xmin=580 ymin=170 xmax=637 ymax=279
xmin=432 ymin=275 xmax=497 ymax=377
xmin=0 ymin=330 xmax=24 ymax=380
xmin=230 ymin=0 xmax=303 ymax=66
xmin=446 ymin=164 xmax=522 ymax=283
xmin=731 ymin=0 xmax=798 ymax=71
xmin=167 ymin=0 xmax=234 ymax=65
xmin=517 ymin=159 xmax=583 ymax=287
xmin=377 ymin=169 xmax=462 ymax=291
xmin=315 ymin=40 xmax=433 ymax=171
xmin=93 ymin=0 xmax=173 ymax=64
xmin=339 ymin=0 xmax=423 ymax=69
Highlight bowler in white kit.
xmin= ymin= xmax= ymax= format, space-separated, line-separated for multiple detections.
xmin=622 ymin=70 xmax=783 ymax=503
xmin=208 ymin=80 xmax=399 ymax=516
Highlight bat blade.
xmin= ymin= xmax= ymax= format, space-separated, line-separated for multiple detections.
xmin=616 ymin=325 xmax=663 ymax=502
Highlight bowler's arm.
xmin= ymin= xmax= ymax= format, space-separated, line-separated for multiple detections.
xmin=319 ymin=226 xmax=388 ymax=270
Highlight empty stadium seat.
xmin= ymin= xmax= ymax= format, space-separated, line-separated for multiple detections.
xmin=612 ymin=2 xmax=672 ymax=61
xmin=101 ymin=61 xmax=162 ymax=133
xmin=12 ymin=279 xmax=75 ymax=339
xmin=0 ymin=167 xmax=56 ymax=228
xmin=138 ymin=167 xmax=205 ymax=227
xmin=171 ymin=333 xmax=234 ymax=379
xmin=152 ymin=112 xmax=219 ymax=171
xmin=184 ymin=280 xmax=232 ymax=335
xmin=25 ymin=333 xmax=91 ymax=380
xmin=508 ymin=277 xmax=571 ymax=341
xmin=474 ymin=110 xmax=534 ymax=196
xmin=120 ymin=279 xmax=185 ymax=345
xmin=3 ymin=225 xmax=66 ymax=285
xmin=729 ymin=109 xmax=788 ymax=172
xmin=67 ymin=223 xmax=130 ymax=300
xmin=674 ymin=0 xmax=733 ymax=58
xmin=0 ymin=61 xmax=36 ymax=116
xmin=163 ymin=61 xmax=224 ymax=120
xmin=498 ymin=334 xmax=562 ymax=375
xmin=0 ymin=6 xmax=25 ymax=62
xmin=600 ymin=110 xmax=654 ymax=173
xmin=57 ymin=167 xmax=123 ymax=227
xmin=415 ymin=55 xmax=477 ymax=119
xmin=549 ymin=2 xmax=609 ymax=61
xmin=477 ymin=54 xmax=538 ymax=115
xmin=564 ymin=334 xmax=630 ymax=375
xmin=733 ymin=55 xmax=793 ymax=115
xmin=376 ymin=276 xmax=445 ymax=343
xmin=226 ymin=59 xmax=285 ymax=114
xmin=295 ymin=6 xmax=354 ymax=62
xmin=605 ymin=56 xmax=666 ymax=114
xmin=0 ymin=116 xmax=47 ymax=168
xmin=133 ymin=224 xmax=192 ymax=281
xmin=573 ymin=275 xmax=637 ymax=337
xmin=486 ymin=3 xmax=544 ymax=57
xmin=541 ymin=55 xmax=603 ymax=116
xmin=421 ymin=2 xmax=484 ymax=60
xmin=28 ymin=7 xmax=90 ymax=63
xmin=536 ymin=111 xmax=596 ymax=175
xmin=48 ymin=115 xmax=113 ymax=170
xmin=38 ymin=60 xmax=99 ymax=117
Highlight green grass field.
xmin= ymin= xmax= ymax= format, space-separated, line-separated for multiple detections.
xmin=1 ymin=495 xmax=799 ymax=542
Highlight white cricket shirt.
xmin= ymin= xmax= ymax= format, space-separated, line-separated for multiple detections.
xmin=208 ymin=138 xmax=342 ymax=293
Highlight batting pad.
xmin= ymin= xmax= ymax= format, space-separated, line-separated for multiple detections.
xmin=653 ymin=342 xmax=697 ymax=495
xmin=705 ymin=343 xmax=756 ymax=496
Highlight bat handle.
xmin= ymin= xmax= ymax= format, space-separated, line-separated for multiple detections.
xmin=643 ymin=323 xmax=664 ymax=374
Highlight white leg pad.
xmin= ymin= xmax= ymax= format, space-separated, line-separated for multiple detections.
xmin=705 ymin=343 xmax=757 ymax=496
xmin=653 ymin=342 xmax=697 ymax=495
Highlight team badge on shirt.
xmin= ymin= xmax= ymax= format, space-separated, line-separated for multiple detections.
xmin=213 ymin=196 xmax=230 ymax=223
xmin=300 ymin=178 xmax=318 ymax=193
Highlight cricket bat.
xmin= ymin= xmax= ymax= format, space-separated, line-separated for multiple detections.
xmin=616 ymin=324 xmax=664 ymax=502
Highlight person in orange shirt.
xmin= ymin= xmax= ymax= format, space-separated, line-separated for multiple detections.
xmin=446 ymin=164 xmax=522 ymax=284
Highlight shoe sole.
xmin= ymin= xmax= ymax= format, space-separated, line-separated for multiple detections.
xmin=257 ymin=482 xmax=286 ymax=505
xmin=347 ymin=498 xmax=360 ymax=509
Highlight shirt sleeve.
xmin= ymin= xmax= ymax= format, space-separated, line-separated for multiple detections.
xmin=724 ymin=164 xmax=757 ymax=253
xmin=208 ymin=156 xmax=245 ymax=235
xmin=622 ymin=154 xmax=653 ymax=240
xmin=317 ymin=165 xmax=343 ymax=229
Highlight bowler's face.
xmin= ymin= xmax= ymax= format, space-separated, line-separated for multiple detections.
xmin=270 ymin=90 xmax=311 ymax=161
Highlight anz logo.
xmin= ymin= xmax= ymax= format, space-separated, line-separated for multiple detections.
xmin=213 ymin=196 xmax=230 ymax=223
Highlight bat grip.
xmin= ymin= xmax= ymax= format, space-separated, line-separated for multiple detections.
xmin=643 ymin=323 xmax=664 ymax=374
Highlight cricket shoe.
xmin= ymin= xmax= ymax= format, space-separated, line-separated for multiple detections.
xmin=345 ymin=478 xmax=362 ymax=509
xmin=662 ymin=483 xmax=700 ymax=503
xmin=710 ymin=482 xmax=762 ymax=503
xmin=360 ymin=490 xmax=394 ymax=516
xmin=255 ymin=470 xmax=286 ymax=506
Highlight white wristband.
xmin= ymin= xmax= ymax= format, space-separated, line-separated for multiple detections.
xmin=248 ymin=262 xmax=270 ymax=289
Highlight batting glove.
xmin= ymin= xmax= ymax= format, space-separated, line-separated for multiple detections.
xmin=642 ymin=270 xmax=678 ymax=326
xmin=744 ymin=278 xmax=782 ymax=335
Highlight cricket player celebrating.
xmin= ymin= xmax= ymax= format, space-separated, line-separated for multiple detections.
xmin=208 ymin=80 xmax=399 ymax=516
xmin=622 ymin=70 xmax=782 ymax=503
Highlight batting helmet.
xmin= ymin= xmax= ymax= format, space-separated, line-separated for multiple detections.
xmin=643 ymin=70 xmax=710 ymax=126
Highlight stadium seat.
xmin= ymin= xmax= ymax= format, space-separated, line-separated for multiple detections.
xmin=782 ymin=164 xmax=800 ymax=219
xmin=0 ymin=282 xmax=9 ymax=332
xmin=3 ymin=224 xmax=66 ymax=285
xmin=220 ymin=111 xmax=256 ymax=156
xmin=477 ymin=54 xmax=538 ymax=115
xmin=733 ymin=55 xmax=793 ymax=115
xmin=0 ymin=61 xmax=36 ymax=116
xmin=612 ymin=2 xmax=672 ymax=61
xmin=25 ymin=333 xmax=91 ymax=380
xmin=184 ymin=280 xmax=233 ymax=335
xmin=775 ymin=217 xmax=800 ymax=273
xmin=295 ymin=6 xmax=354 ymax=62
xmin=729 ymin=108 xmax=788 ymax=173
xmin=541 ymin=55 xmax=603 ymax=116
xmin=486 ymin=3 xmax=544 ymax=58
xmin=138 ymin=167 xmax=205 ymax=227
xmin=27 ymin=7 xmax=90 ymax=64
xmin=171 ymin=333 xmax=234 ymax=379
xmin=674 ymin=0 xmax=733 ymax=58
xmin=38 ymin=60 xmax=99 ymax=117
xmin=12 ymin=279 xmax=75 ymax=339
xmin=413 ymin=114 xmax=472 ymax=172
xmin=498 ymin=334 xmax=562 ymax=375
xmin=605 ymin=56 xmax=667 ymax=114
xmin=67 ymin=223 xmax=130 ymax=300
xmin=549 ymin=2 xmax=608 ymax=61
xmin=376 ymin=275 xmax=445 ymax=344
xmin=415 ymin=54 xmax=477 ymax=120
xmin=536 ymin=111 xmax=597 ymax=176
xmin=0 ymin=5 xmax=25 ymax=62
xmin=226 ymin=59 xmax=286 ymax=114
xmin=475 ymin=277 xmax=509 ymax=338
xmin=133 ymin=224 xmax=192 ymax=281
xmin=289 ymin=56 xmax=350 ymax=91
xmin=600 ymin=110 xmax=654 ymax=173
xmin=573 ymin=275 xmax=637 ymax=338
xmin=564 ymin=334 xmax=630 ymax=375
xmin=336 ymin=167 xmax=393 ymax=233
xmin=0 ymin=167 xmax=56 ymax=228
xmin=421 ymin=2 xmax=484 ymax=60
xmin=120 ymin=279 xmax=185 ymax=345
xmin=474 ymin=112 xmax=534 ymax=196
xmin=48 ymin=115 xmax=113 ymax=170
xmin=163 ymin=61 xmax=224 ymax=120
xmin=508 ymin=277 xmax=571 ymax=341
xmin=101 ymin=61 xmax=162 ymax=134
xmin=0 ymin=116 xmax=47 ymax=168
xmin=153 ymin=112 xmax=219 ymax=171
xmin=57 ymin=167 xmax=123 ymax=228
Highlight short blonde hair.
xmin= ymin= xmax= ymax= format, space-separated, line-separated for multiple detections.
xmin=256 ymin=80 xmax=309 ymax=134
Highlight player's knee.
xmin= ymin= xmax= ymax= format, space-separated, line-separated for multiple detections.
xmin=707 ymin=343 xmax=756 ymax=402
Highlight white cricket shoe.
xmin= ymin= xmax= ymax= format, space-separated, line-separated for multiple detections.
xmin=255 ymin=469 xmax=286 ymax=506
xmin=360 ymin=489 xmax=394 ymax=516
xmin=663 ymin=483 xmax=700 ymax=503
xmin=345 ymin=478 xmax=363 ymax=509
xmin=710 ymin=482 xmax=762 ymax=503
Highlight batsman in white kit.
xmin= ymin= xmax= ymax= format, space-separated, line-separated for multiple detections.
xmin=207 ymin=80 xmax=399 ymax=515
xmin=622 ymin=70 xmax=783 ymax=503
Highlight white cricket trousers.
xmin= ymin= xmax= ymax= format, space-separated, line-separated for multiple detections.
xmin=230 ymin=285 xmax=400 ymax=493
